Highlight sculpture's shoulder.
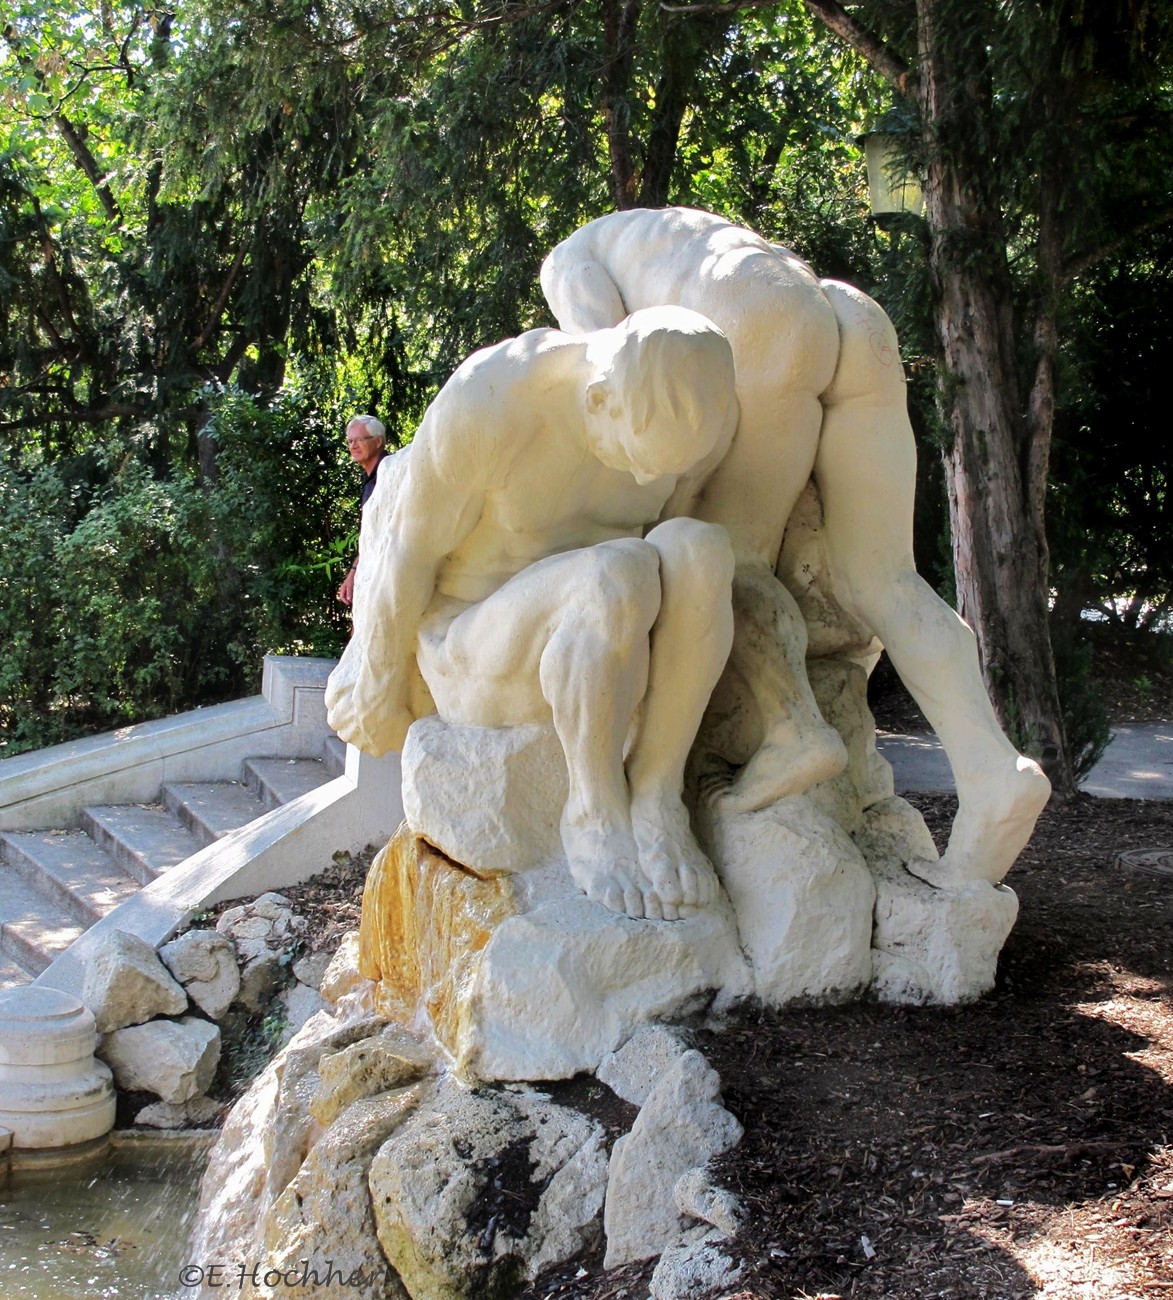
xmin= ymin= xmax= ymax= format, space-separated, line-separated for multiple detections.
xmin=415 ymin=329 xmax=572 ymax=490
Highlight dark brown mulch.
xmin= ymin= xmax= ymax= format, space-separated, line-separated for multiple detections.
xmin=524 ymin=793 xmax=1173 ymax=1300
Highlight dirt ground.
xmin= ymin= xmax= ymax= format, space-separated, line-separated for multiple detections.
xmin=517 ymin=791 xmax=1173 ymax=1300
xmin=270 ymin=646 xmax=1173 ymax=1300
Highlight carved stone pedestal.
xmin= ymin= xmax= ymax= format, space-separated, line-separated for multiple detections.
xmin=358 ymin=826 xmax=749 ymax=1081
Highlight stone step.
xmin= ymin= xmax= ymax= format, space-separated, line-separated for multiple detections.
xmin=0 ymin=867 xmax=86 ymax=976
xmin=81 ymin=803 xmax=204 ymax=886
xmin=0 ymin=829 xmax=140 ymax=926
xmin=0 ymin=952 xmax=33 ymax=992
xmin=162 ymin=780 xmax=269 ymax=849
xmin=322 ymin=735 xmax=346 ymax=778
xmin=242 ymin=757 xmax=331 ymax=812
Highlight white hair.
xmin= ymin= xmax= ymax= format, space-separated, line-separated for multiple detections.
xmin=346 ymin=414 xmax=386 ymax=445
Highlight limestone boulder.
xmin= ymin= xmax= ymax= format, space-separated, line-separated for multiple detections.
xmin=216 ymin=891 xmax=306 ymax=1014
xmin=603 ymin=1050 xmax=743 ymax=1269
xmin=596 ymin=1024 xmax=691 ymax=1107
xmin=369 ymin=1076 xmax=608 ymax=1299
xmin=401 ymin=717 xmax=568 ymax=875
xmin=870 ymin=855 xmax=1019 ymax=1005
xmin=279 ymin=983 xmax=326 ymax=1046
xmin=696 ymin=794 xmax=875 ymax=1008
xmin=82 ymin=929 xmax=188 ymax=1033
xmin=135 ymin=1095 xmax=222 ymax=1129
xmin=311 ymin=1025 xmax=432 ymax=1127
xmin=99 ymin=1015 xmax=220 ymax=1103
xmin=159 ymin=930 xmax=241 ymax=1020
xmin=674 ymin=1167 xmax=743 ymax=1237
xmin=260 ymin=1087 xmax=427 ymax=1299
xmin=189 ymin=1011 xmax=387 ymax=1266
xmin=293 ymin=948 xmax=335 ymax=991
xmin=649 ymin=1229 xmax=745 ymax=1300
xmin=319 ymin=933 xmax=366 ymax=1009
xmin=359 ymin=828 xmax=749 ymax=1082
xmin=464 ymin=893 xmax=749 ymax=1081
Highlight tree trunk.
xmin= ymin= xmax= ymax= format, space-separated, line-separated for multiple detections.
xmin=601 ymin=0 xmax=642 ymax=209
xmin=916 ymin=0 xmax=1071 ymax=788
xmin=638 ymin=11 xmax=729 ymax=207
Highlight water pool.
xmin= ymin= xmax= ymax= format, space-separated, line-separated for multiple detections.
xmin=0 ymin=1136 xmax=209 ymax=1300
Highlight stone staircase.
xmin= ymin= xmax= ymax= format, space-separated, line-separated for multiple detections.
xmin=0 ymin=739 xmax=346 ymax=991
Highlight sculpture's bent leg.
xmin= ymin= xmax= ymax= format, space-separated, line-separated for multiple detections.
xmin=716 ymin=559 xmax=850 ymax=812
xmin=418 ymin=540 xmax=692 ymax=919
xmin=692 ymin=362 xmax=850 ymax=810
xmin=626 ymin=518 xmax=734 ymax=918
xmin=815 ymin=281 xmax=1051 ymax=886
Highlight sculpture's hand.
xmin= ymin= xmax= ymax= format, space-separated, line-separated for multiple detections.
xmin=325 ymin=659 xmax=413 ymax=757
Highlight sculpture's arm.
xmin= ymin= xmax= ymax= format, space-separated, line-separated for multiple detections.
xmin=328 ymin=392 xmax=489 ymax=754
xmin=539 ymin=241 xmax=628 ymax=334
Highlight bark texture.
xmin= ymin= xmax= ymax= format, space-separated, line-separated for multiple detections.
xmin=915 ymin=0 xmax=1070 ymax=788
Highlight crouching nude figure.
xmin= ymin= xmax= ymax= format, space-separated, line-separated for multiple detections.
xmin=325 ymin=307 xmax=740 ymax=921
xmin=542 ymin=208 xmax=1051 ymax=888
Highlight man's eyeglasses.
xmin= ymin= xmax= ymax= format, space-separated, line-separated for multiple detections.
xmin=347 ymin=435 xmax=377 ymax=446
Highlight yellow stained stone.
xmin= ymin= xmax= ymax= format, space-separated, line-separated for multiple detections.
xmin=358 ymin=824 xmax=516 ymax=1061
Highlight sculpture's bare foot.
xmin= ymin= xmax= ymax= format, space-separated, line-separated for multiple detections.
xmin=906 ymin=756 xmax=1051 ymax=890
xmin=718 ymin=722 xmax=848 ymax=814
xmin=560 ymin=807 xmax=661 ymax=919
xmin=630 ymin=793 xmax=720 ymax=921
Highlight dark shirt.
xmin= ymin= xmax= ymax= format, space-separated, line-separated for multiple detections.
xmin=360 ymin=449 xmax=391 ymax=508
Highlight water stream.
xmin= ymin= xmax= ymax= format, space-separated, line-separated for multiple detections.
xmin=0 ymin=1138 xmax=207 ymax=1300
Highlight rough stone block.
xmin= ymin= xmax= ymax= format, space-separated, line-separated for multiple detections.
xmin=311 ymin=1026 xmax=432 ymax=1127
xmin=262 ymin=1088 xmax=425 ymax=1299
xmin=401 ymin=716 xmax=567 ymax=874
xmin=159 ymin=929 xmax=241 ymax=1020
xmin=674 ymin=1167 xmax=742 ymax=1237
xmin=136 ymin=1096 xmax=222 ymax=1129
xmin=465 ymin=893 xmax=748 ymax=1081
xmin=870 ymin=856 xmax=1019 ymax=1005
xmin=369 ymin=1076 xmax=607 ymax=1299
xmin=82 ymin=929 xmax=189 ymax=1033
xmin=99 ymin=1015 xmax=220 ymax=1103
xmin=188 ymin=1012 xmax=387 ymax=1266
xmin=596 ymin=1024 xmax=691 ymax=1107
xmin=697 ymin=794 xmax=875 ymax=1007
xmin=603 ymin=1049 xmax=743 ymax=1268
xmin=649 ymin=1229 xmax=745 ymax=1300
xmin=319 ymin=933 xmax=364 ymax=1008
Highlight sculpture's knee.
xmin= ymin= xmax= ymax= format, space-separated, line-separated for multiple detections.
xmin=577 ymin=539 xmax=662 ymax=647
xmin=646 ymin=517 xmax=735 ymax=601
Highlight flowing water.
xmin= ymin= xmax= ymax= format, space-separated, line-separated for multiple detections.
xmin=0 ymin=1138 xmax=207 ymax=1300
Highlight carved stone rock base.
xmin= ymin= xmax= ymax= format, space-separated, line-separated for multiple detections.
xmin=359 ymin=825 xmax=749 ymax=1081
xmin=695 ymin=794 xmax=876 ymax=1007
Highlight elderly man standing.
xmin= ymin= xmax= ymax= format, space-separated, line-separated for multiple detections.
xmin=336 ymin=414 xmax=391 ymax=608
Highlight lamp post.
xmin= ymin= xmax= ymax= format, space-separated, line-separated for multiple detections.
xmin=862 ymin=131 xmax=924 ymax=218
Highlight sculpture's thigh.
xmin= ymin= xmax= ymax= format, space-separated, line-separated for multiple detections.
xmin=814 ymin=281 xmax=919 ymax=597
xmin=418 ymin=540 xmax=660 ymax=728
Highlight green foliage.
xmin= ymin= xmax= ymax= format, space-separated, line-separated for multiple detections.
xmin=0 ymin=375 xmax=361 ymax=754
xmin=0 ymin=464 xmax=70 ymax=751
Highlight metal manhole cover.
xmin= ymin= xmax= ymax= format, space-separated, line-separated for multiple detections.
xmin=1116 ymin=848 xmax=1173 ymax=877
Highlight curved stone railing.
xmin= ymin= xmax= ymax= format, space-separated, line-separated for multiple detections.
xmin=0 ymin=655 xmax=339 ymax=832
xmin=0 ymin=655 xmax=404 ymax=999
xmin=34 ymin=742 xmax=403 ymax=1000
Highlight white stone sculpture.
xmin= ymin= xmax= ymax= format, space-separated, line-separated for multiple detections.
xmin=541 ymin=206 xmax=1051 ymax=890
xmin=327 ymin=307 xmax=741 ymax=921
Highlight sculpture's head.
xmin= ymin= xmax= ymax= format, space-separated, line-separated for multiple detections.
xmin=583 ymin=307 xmax=738 ymax=486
